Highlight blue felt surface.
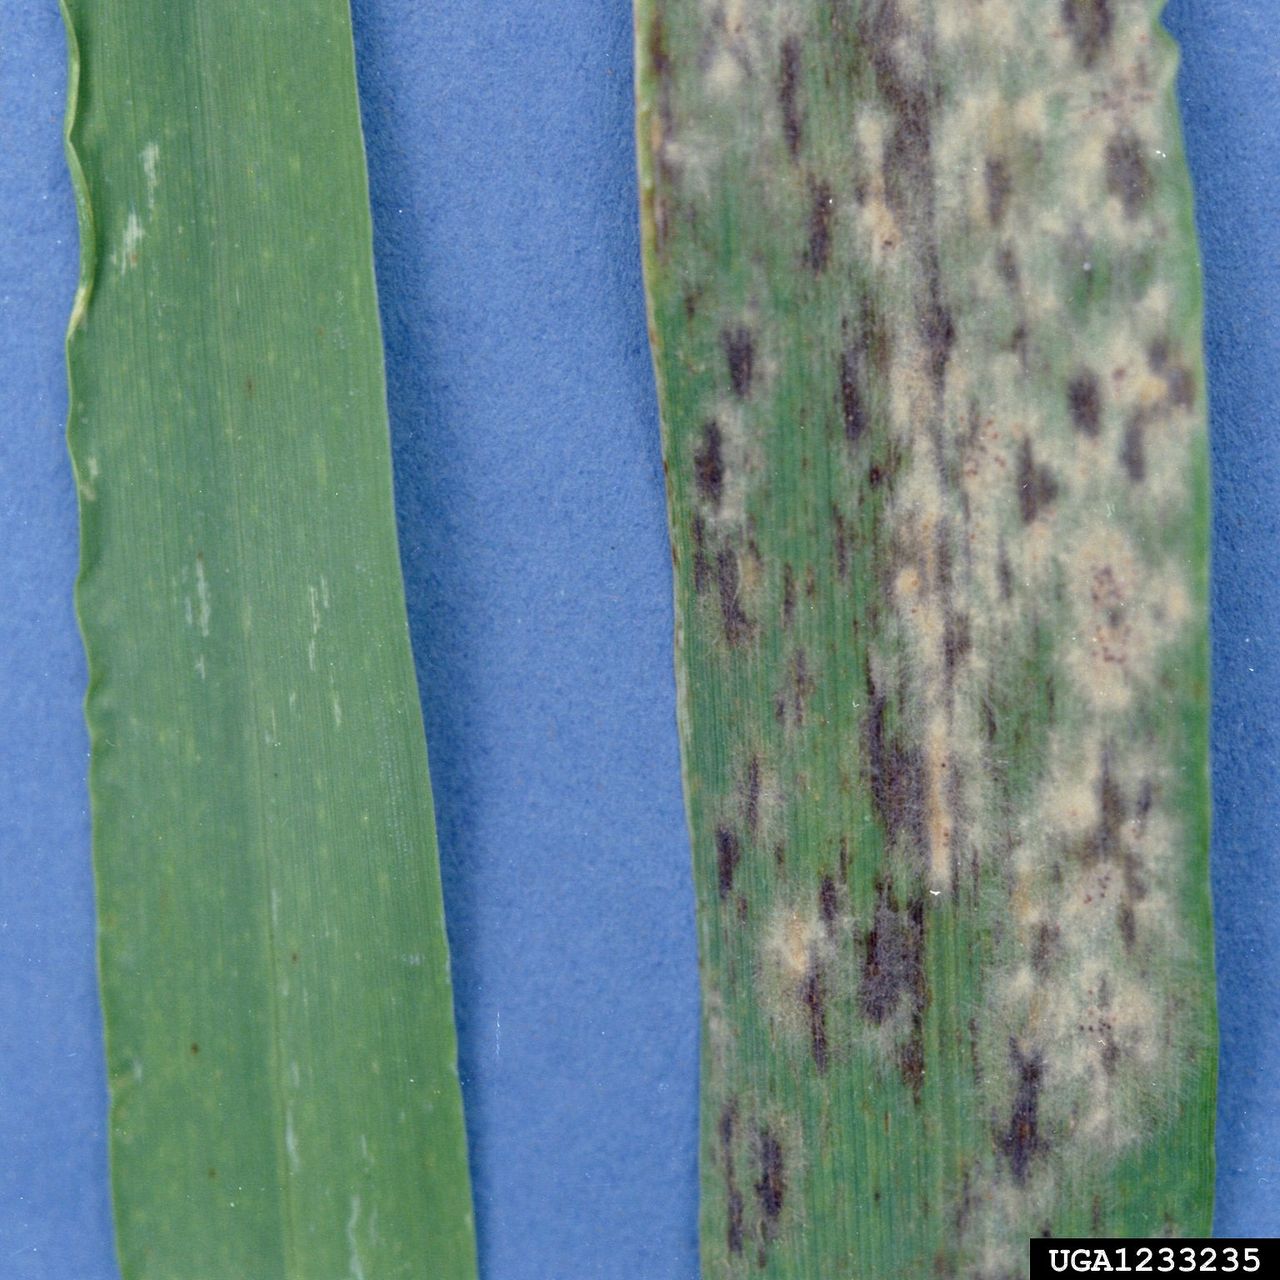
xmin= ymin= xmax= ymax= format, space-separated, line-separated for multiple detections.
xmin=0 ymin=2 xmax=1275 ymax=1276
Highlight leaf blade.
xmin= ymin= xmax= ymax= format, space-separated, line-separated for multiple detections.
xmin=636 ymin=0 xmax=1216 ymax=1272
xmin=63 ymin=3 xmax=477 ymax=1275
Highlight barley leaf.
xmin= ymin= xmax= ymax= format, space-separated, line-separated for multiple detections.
xmin=636 ymin=1 xmax=1215 ymax=1272
xmin=61 ymin=2 xmax=476 ymax=1275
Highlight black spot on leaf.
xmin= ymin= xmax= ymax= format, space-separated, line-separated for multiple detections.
xmin=694 ymin=421 xmax=724 ymax=506
xmin=782 ymin=563 xmax=796 ymax=628
xmin=743 ymin=755 xmax=761 ymax=835
xmin=1067 ymin=370 xmax=1102 ymax=437
xmin=716 ymin=826 xmax=741 ymax=899
xmin=778 ymin=37 xmax=803 ymax=158
xmin=1085 ymin=750 xmax=1127 ymax=864
xmin=943 ymin=611 xmax=971 ymax=680
xmin=1118 ymin=902 xmax=1137 ymax=951
xmin=691 ymin=514 xmax=710 ymax=594
xmin=998 ymin=1041 xmax=1047 ymax=1184
xmin=1062 ymin=0 xmax=1113 ymax=69
xmin=802 ymin=962 xmax=830 ymax=1073
xmin=716 ymin=548 xmax=753 ymax=645
xmin=819 ymin=874 xmax=839 ymax=927
xmin=787 ymin=647 xmax=815 ymax=727
xmin=756 ymin=1129 xmax=786 ymax=1232
xmin=804 ymin=181 xmax=834 ymax=274
xmin=832 ymin=505 xmax=849 ymax=579
xmin=1018 ymin=438 xmax=1059 ymax=523
xmin=921 ymin=298 xmax=956 ymax=390
xmin=719 ymin=1102 xmax=745 ymax=1255
xmin=865 ymin=673 xmax=929 ymax=863
xmin=859 ymin=881 xmax=925 ymax=1026
xmin=1105 ymin=132 xmax=1152 ymax=218
xmin=860 ymin=879 xmax=928 ymax=1099
xmin=840 ymin=346 xmax=868 ymax=444
xmin=1031 ymin=921 xmax=1061 ymax=977
xmin=723 ymin=327 xmax=755 ymax=398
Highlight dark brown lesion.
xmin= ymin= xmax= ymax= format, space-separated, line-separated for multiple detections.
xmin=755 ymin=1128 xmax=786 ymax=1244
xmin=859 ymin=878 xmax=928 ymax=1098
xmin=1030 ymin=921 xmax=1062 ymax=978
xmin=839 ymin=299 xmax=893 ymax=447
xmin=804 ymin=180 xmax=834 ymax=274
xmin=716 ymin=548 xmax=754 ymax=645
xmin=921 ymin=292 xmax=957 ymax=394
xmin=781 ymin=647 xmax=816 ymax=729
xmin=859 ymin=884 xmax=923 ymax=1017
xmin=1066 ymin=369 xmax=1103 ymax=437
xmin=717 ymin=825 xmax=742 ymax=899
xmin=819 ymin=873 xmax=840 ymax=927
xmin=1117 ymin=341 xmax=1197 ymax=482
xmin=719 ymin=1101 xmax=745 ymax=1256
xmin=741 ymin=753 xmax=762 ymax=836
xmin=1017 ymin=438 xmax=1059 ymax=524
xmin=865 ymin=669 xmax=929 ymax=862
xmin=1105 ymin=132 xmax=1153 ymax=218
xmin=863 ymin=1 xmax=956 ymax=399
xmin=1088 ymin=750 xmax=1126 ymax=864
xmin=690 ymin=514 xmax=711 ymax=594
xmin=997 ymin=1040 xmax=1047 ymax=1184
xmin=694 ymin=420 xmax=724 ymax=506
xmin=832 ymin=504 xmax=850 ymax=579
xmin=943 ymin=609 xmax=972 ymax=684
xmin=865 ymin=2 xmax=934 ymax=219
xmin=1117 ymin=901 xmax=1137 ymax=951
xmin=985 ymin=156 xmax=1012 ymax=228
xmin=840 ymin=343 xmax=869 ymax=445
xmin=802 ymin=958 xmax=830 ymax=1073
xmin=1065 ymin=750 xmax=1156 ymax=958
xmin=1061 ymin=0 xmax=1114 ymax=70
xmin=1095 ymin=976 xmax=1121 ymax=1075
xmin=1149 ymin=339 xmax=1196 ymax=409
xmin=645 ymin=14 xmax=677 ymax=250
xmin=722 ymin=327 xmax=755 ymax=399
xmin=777 ymin=36 xmax=804 ymax=160
xmin=1120 ymin=413 xmax=1146 ymax=482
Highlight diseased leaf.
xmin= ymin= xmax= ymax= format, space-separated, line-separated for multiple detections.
xmin=61 ymin=3 xmax=476 ymax=1275
xmin=636 ymin=0 xmax=1215 ymax=1273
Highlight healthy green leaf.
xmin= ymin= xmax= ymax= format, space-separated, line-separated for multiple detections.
xmin=62 ymin=3 xmax=476 ymax=1276
xmin=636 ymin=1 xmax=1215 ymax=1273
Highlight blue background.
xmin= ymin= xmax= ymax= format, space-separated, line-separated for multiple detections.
xmin=0 ymin=1 xmax=1275 ymax=1275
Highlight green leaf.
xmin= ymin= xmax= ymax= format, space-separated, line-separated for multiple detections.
xmin=61 ymin=3 xmax=476 ymax=1276
xmin=636 ymin=0 xmax=1215 ymax=1272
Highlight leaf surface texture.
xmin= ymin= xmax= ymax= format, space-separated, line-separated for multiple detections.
xmin=636 ymin=1 xmax=1215 ymax=1272
xmin=62 ymin=3 xmax=477 ymax=1275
